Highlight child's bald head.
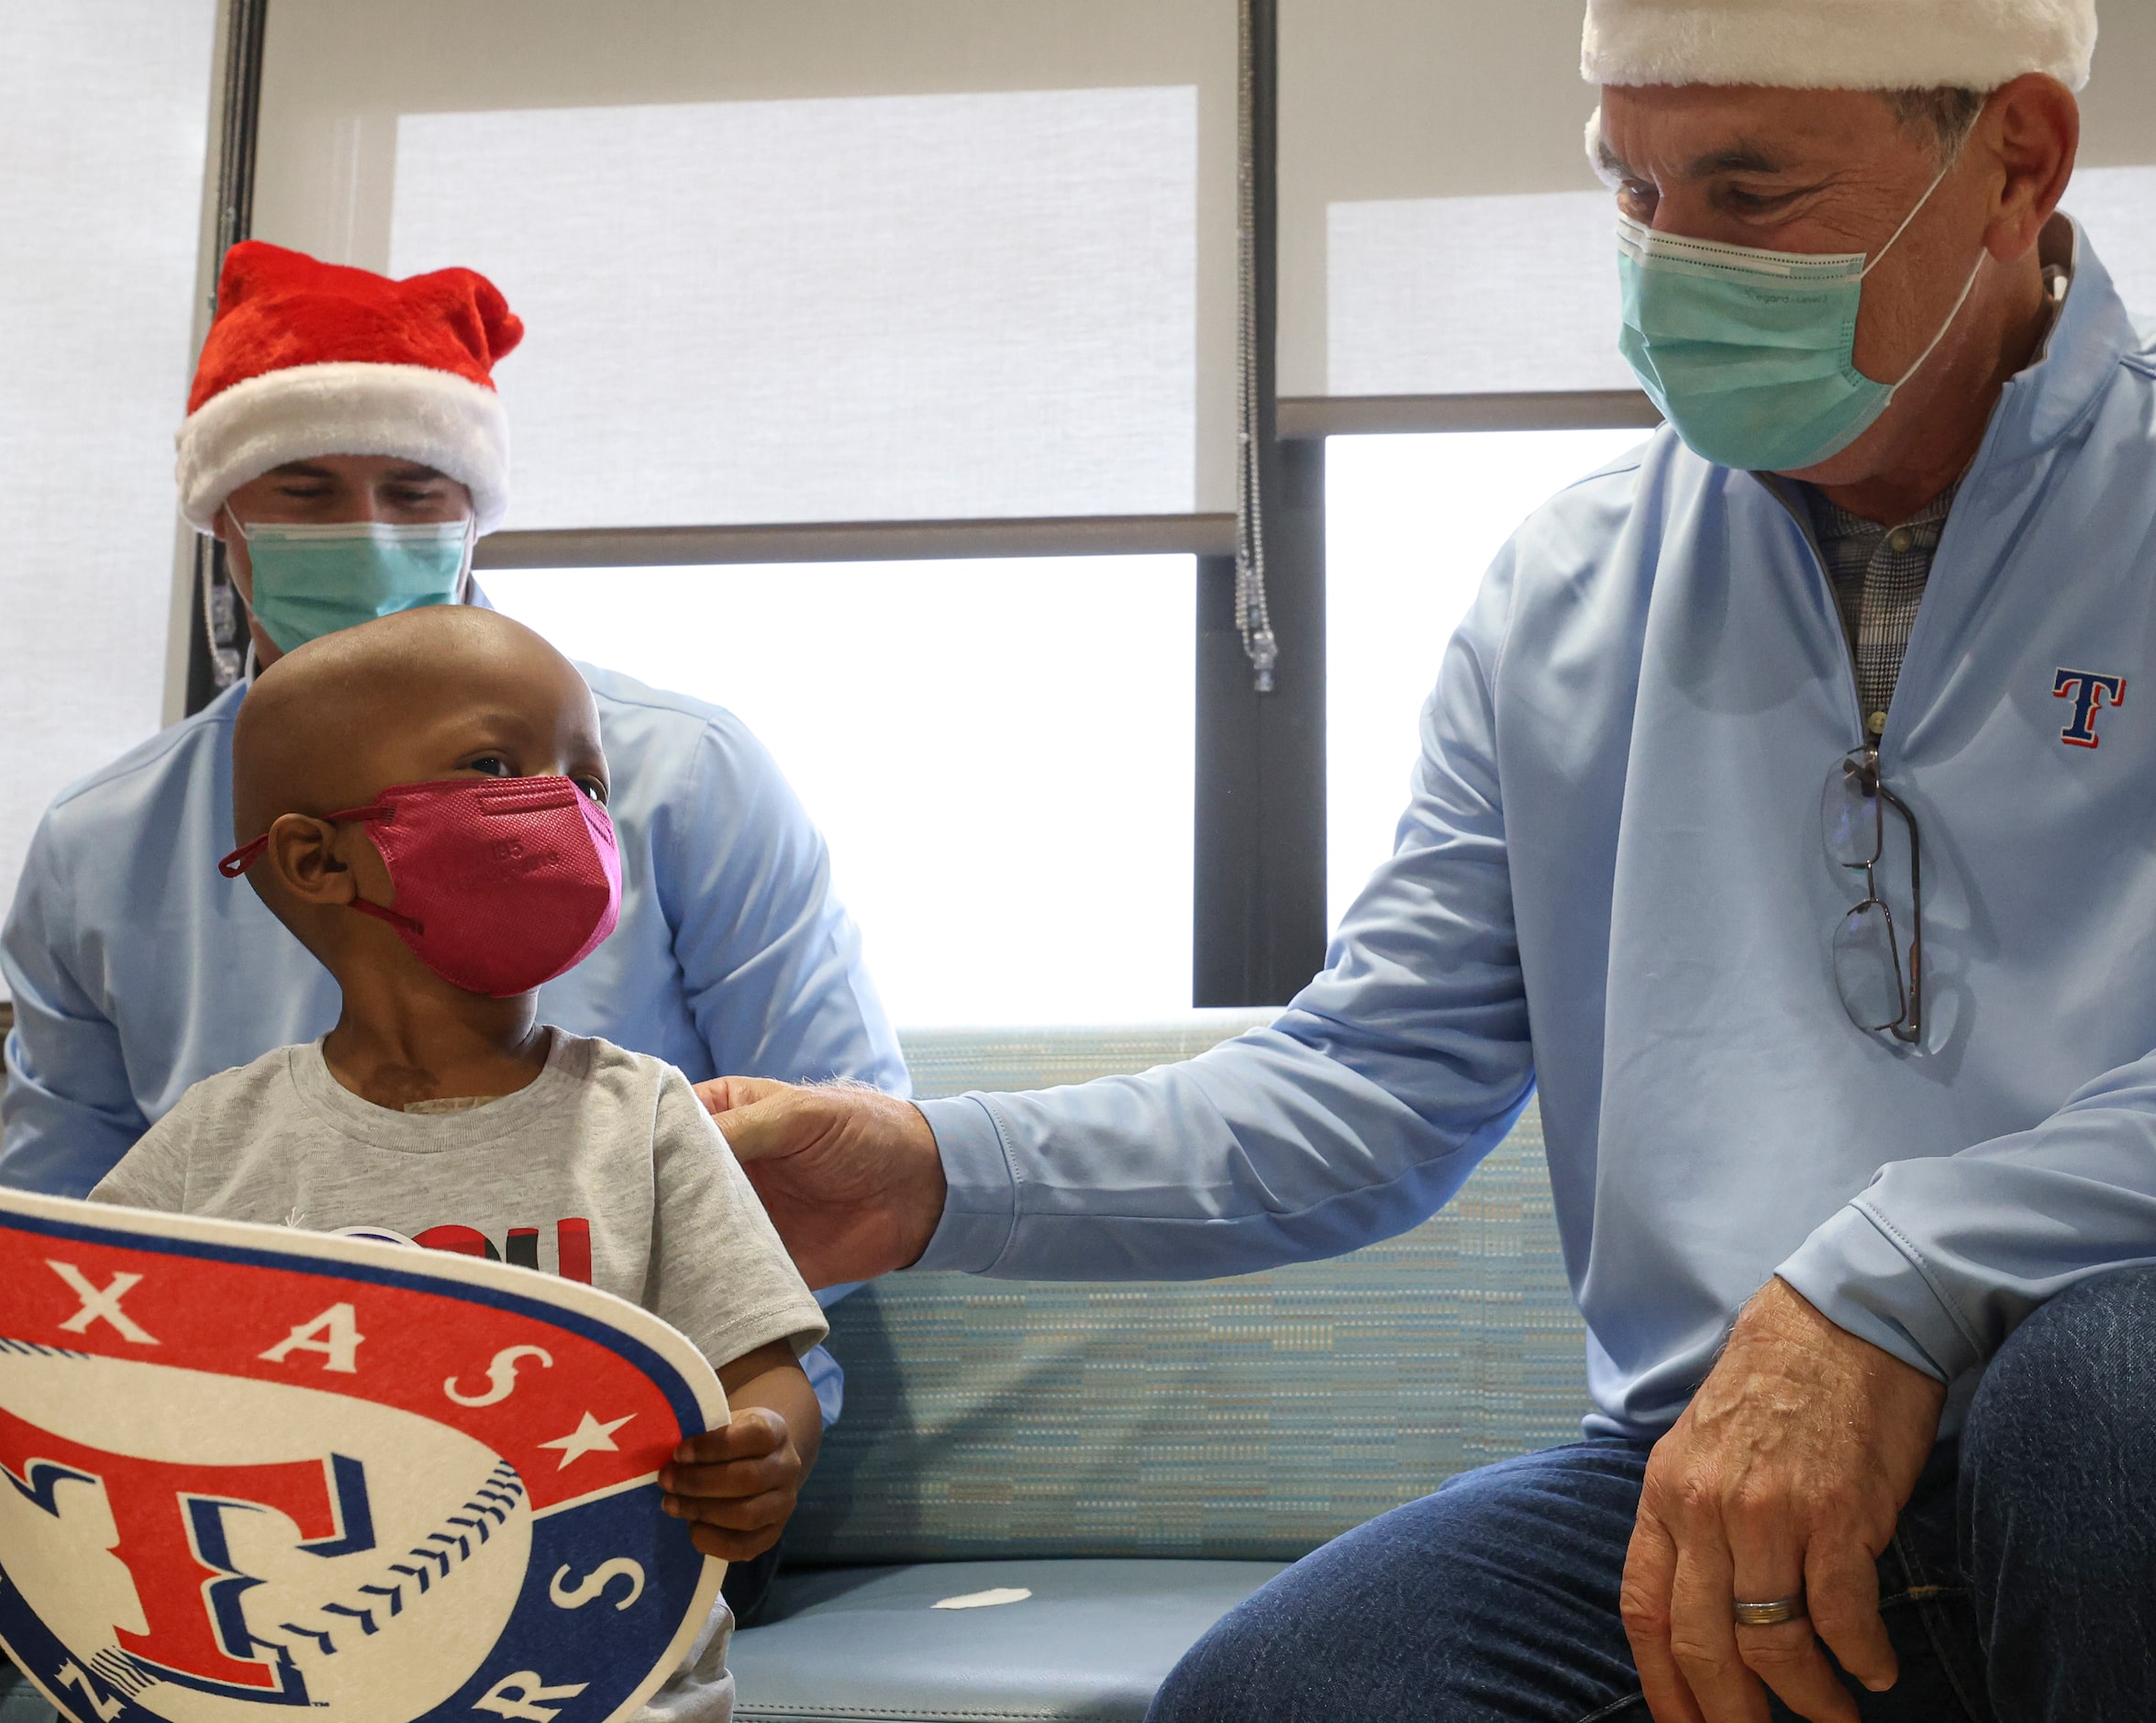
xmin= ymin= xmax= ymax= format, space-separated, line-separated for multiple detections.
xmin=230 ymin=607 xmax=607 ymax=967
xmin=234 ymin=607 xmax=604 ymax=838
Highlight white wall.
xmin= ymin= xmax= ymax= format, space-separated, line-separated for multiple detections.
xmin=0 ymin=1 xmax=217 ymax=988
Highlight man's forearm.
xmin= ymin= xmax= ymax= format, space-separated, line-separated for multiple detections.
xmin=912 ymin=1023 xmax=1530 ymax=1282
xmin=1779 ymin=1062 xmax=2156 ymax=1384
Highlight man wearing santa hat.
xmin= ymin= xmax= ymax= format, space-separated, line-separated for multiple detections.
xmin=691 ymin=0 xmax=2154 ymax=1717
xmin=0 ymin=242 xmax=903 ymax=1615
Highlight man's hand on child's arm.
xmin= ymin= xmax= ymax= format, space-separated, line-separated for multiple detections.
xmin=660 ymin=1339 xmax=823 ymax=1562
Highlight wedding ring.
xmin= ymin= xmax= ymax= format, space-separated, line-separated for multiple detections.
xmin=1732 ymin=1595 xmax=1806 ymax=1628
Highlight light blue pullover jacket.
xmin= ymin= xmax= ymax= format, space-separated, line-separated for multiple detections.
xmin=0 ymin=662 xmax=906 ymax=1419
xmin=919 ymin=224 xmax=2156 ymax=1440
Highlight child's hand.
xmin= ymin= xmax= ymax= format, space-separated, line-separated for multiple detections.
xmin=659 ymin=1406 xmax=804 ymax=1562
xmin=664 ymin=1339 xmax=821 ymax=1563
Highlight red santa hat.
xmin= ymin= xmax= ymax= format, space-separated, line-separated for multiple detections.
xmin=176 ymin=241 xmax=525 ymax=534
xmin=1582 ymin=0 xmax=2097 ymax=93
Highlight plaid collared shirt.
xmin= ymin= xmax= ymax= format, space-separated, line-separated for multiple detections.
xmin=1804 ymin=481 xmax=1961 ymax=739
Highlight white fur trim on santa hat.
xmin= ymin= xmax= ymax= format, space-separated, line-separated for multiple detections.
xmin=175 ymin=361 xmax=511 ymax=534
xmin=1582 ymin=0 xmax=2096 ymax=93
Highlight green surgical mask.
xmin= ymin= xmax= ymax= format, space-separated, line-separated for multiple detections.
xmin=1617 ymin=158 xmax=1984 ymax=472
xmin=233 ymin=517 xmax=474 ymax=653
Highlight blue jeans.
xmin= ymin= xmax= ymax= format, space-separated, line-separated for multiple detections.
xmin=1150 ymin=1268 xmax=2156 ymax=1723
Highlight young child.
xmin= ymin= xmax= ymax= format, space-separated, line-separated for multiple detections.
xmin=88 ymin=605 xmax=828 ymax=1721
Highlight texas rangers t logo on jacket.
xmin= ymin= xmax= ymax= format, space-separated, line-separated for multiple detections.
xmin=2053 ymin=668 xmax=2126 ymax=748
xmin=0 ymin=1189 xmax=726 ymax=1723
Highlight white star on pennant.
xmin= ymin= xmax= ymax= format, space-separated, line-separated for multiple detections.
xmin=537 ymin=1410 xmax=637 ymax=1470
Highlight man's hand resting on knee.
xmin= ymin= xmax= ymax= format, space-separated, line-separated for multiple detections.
xmin=1620 ymin=1277 xmax=1947 ymax=1723
xmin=695 ymin=1078 xmax=947 ymax=1289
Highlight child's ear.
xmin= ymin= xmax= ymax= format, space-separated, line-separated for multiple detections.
xmin=263 ymin=814 xmax=357 ymax=907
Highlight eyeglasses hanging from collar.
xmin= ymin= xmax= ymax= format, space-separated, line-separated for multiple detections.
xmin=1822 ymin=747 xmax=1924 ymax=1044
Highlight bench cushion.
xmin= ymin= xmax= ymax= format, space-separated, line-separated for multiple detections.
xmin=0 ymin=1668 xmax=56 ymax=1723
xmin=729 ymin=1559 xmax=1285 ymax=1722
xmin=787 ymin=1019 xmax=1588 ymax=1567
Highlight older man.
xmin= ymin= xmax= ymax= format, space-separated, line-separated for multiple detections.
xmin=706 ymin=0 xmax=2153 ymax=1717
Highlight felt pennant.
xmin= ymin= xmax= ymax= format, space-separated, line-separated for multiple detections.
xmin=0 ymin=1187 xmax=724 ymax=1723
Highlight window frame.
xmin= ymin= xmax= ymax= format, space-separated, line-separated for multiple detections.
xmin=180 ymin=0 xmax=1655 ymax=1014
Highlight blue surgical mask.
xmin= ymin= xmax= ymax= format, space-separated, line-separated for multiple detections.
xmin=1617 ymin=159 xmax=1984 ymax=472
xmin=231 ymin=517 xmax=474 ymax=653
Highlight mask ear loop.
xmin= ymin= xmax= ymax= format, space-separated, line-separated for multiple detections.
xmin=346 ymin=895 xmax=425 ymax=936
xmin=218 ymin=834 xmax=270 ymax=877
xmin=1885 ymin=249 xmax=1987 ymax=393
xmin=1856 ymin=146 xmax=1989 ymax=395
xmin=210 ymin=502 xmax=261 ymax=684
xmin=455 ymin=510 xmax=482 ymax=607
xmin=217 ymin=806 xmax=424 ymax=933
xmin=1858 ymin=150 xmax=1966 ymax=282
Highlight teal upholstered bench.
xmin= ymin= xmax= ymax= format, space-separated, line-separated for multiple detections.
xmin=0 ymin=1013 xmax=1588 ymax=1721
xmin=730 ymin=1013 xmax=1590 ymax=1722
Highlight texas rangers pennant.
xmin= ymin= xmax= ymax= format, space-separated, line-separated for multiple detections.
xmin=0 ymin=1188 xmax=726 ymax=1723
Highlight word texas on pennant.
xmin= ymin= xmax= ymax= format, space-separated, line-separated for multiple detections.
xmin=0 ymin=1187 xmax=726 ymax=1723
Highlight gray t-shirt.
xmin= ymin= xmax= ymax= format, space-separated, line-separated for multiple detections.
xmin=90 ymin=1031 xmax=828 ymax=1377
xmin=90 ymin=1031 xmax=816 ymax=1723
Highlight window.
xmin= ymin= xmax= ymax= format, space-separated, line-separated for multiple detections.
xmin=1303 ymin=8 xmax=2156 ymax=939
xmin=1326 ymin=430 xmax=1649 ymax=933
xmin=190 ymin=0 xmax=2156 ymax=1029
xmin=486 ymin=557 xmax=1195 ymax=1025
xmin=242 ymin=0 xmax=1239 ymax=1020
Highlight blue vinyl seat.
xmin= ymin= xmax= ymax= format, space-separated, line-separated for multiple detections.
xmin=730 ymin=1013 xmax=1588 ymax=1722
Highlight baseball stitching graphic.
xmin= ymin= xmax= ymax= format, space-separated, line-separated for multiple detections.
xmin=0 ymin=1193 xmax=726 ymax=1723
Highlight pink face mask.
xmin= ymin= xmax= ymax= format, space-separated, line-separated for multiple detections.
xmin=221 ymin=776 xmax=622 ymax=997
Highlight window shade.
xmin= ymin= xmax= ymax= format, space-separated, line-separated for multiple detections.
xmin=1328 ymin=192 xmax=1633 ymax=397
xmin=1285 ymin=0 xmax=2156 ymax=405
xmin=253 ymin=0 xmax=1237 ymax=530
xmin=1280 ymin=0 xmax=1609 ymax=404
xmin=0 ymin=0 xmax=215 ymax=948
